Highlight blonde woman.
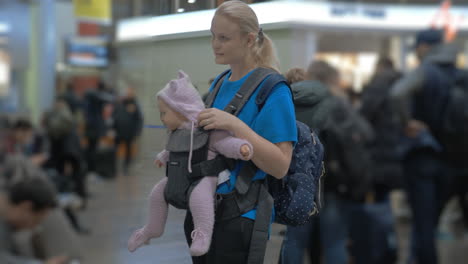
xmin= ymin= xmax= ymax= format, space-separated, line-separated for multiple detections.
xmin=191 ymin=1 xmax=297 ymax=263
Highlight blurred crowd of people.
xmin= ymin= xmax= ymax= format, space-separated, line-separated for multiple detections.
xmin=0 ymin=80 xmax=143 ymax=263
xmin=279 ymin=28 xmax=468 ymax=264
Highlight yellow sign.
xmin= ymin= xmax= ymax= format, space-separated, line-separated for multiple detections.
xmin=73 ymin=0 xmax=112 ymax=23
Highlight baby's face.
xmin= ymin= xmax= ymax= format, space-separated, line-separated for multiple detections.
xmin=157 ymin=98 xmax=185 ymax=131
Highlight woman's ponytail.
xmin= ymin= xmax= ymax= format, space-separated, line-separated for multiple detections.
xmin=252 ymin=30 xmax=280 ymax=72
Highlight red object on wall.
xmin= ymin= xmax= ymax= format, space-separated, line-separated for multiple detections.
xmin=78 ymin=22 xmax=100 ymax=36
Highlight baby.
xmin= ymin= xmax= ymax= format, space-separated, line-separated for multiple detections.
xmin=127 ymin=71 xmax=253 ymax=256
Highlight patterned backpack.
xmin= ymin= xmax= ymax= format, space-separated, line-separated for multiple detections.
xmin=269 ymin=121 xmax=324 ymax=225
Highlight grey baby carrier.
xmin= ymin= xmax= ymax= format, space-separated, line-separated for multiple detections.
xmin=164 ymin=128 xmax=232 ymax=209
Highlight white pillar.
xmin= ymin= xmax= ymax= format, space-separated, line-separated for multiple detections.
xmin=133 ymin=0 xmax=143 ymax=16
xmin=399 ymin=35 xmax=413 ymax=72
xmin=290 ymin=29 xmax=318 ymax=69
xmin=37 ymin=0 xmax=56 ymax=112
xmin=208 ymin=0 xmax=216 ymax=9
xmin=174 ymin=0 xmax=180 ymax=13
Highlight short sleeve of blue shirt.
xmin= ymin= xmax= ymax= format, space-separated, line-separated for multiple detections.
xmin=210 ymin=70 xmax=297 ymax=220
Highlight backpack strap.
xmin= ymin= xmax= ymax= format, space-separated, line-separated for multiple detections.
xmin=255 ymin=73 xmax=291 ymax=110
xmin=247 ymin=181 xmax=273 ymax=264
xmin=218 ymin=68 xmax=277 ymax=195
xmin=240 ymin=73 xmax=288 ymax=262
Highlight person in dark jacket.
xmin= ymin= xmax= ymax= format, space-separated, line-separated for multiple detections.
xmin=287 ymin=67 xmax=335 ymax=133
xmin=358 ymin=57 xmax=404 ymax=264
xmin=83 ymin=81 xmax=114 ymax=174
xmin=113 ymin=86 xmax=143 ymax=175
xmin=43 ymin=98 xmax=86 ymax=202
xmin=361 ymin=57 xmax=404 ymax=198
xmin=390 ymin=28 xmax=459 ymax=264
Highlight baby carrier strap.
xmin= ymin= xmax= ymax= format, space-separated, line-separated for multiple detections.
xmin=189 ymin=155 xmax=236 ymax=178
xmin=208 ymin=67 xmax=279 ymax=264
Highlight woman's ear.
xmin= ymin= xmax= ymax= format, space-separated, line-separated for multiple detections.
xmin=246 ymin=32 xmax=256 ymax=48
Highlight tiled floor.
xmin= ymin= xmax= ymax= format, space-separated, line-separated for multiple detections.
xmin=77 ymin=169 xmax=468 ymax=264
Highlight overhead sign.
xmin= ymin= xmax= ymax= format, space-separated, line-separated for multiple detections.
xmin=330 ymin=5 xmax=386 ymax=20
xmin=73 ymin=0 xmax=112 ymax=24
xmin=66 ymin=36 xmax=109 ymax=68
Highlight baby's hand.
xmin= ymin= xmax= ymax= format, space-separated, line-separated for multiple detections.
xmin=240 ymin=144 xmax=252 ymax=160
xmin=154 ymin=159 xmax=165 ymax=168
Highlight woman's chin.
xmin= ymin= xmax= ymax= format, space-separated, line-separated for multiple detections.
xmin=214 ymin=57 xmax=228 ymax=65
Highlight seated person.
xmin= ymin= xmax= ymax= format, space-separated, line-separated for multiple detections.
xmin=0 ymin=177 xmax=68 ymax=264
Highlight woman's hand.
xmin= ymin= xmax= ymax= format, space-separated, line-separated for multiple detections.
xmin=198 ymin=108 xmax=241 ymax=132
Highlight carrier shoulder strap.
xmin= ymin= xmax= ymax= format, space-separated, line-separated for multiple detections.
xmin=204 ymin=69 xmax=230 ymax=108
xmin=235 ymin=72 xmax=289 ymax=194
xmin=235 ymin=70 xmax=287 ymax=264
xmin=205 ymin=68 xmax=277 ymax=112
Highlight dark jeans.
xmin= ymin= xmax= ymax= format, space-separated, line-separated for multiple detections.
xmin=184 ymin=212 xmax=254 ymax=264
xmin=86 ymin=137 xmax=98 ymax=173
xmin=279 ymin=193 xmax=347 ymax=264
xmin=454 ymin=168 xmax=468 ymax=228
xmin=280 ymin=193 xmax=397 ymax=264
xmin=403 ymin=151 xmax=455 ymax=264
xmin=344 ymin=198 xmax=397 ymax=264
xmin=278 ymin=217 xmax=319 ymax=264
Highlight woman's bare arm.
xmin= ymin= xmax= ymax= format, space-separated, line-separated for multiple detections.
xmin=198 ymin=108 xmax=293 ymax=178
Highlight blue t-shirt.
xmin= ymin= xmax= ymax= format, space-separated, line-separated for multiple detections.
xmin=210 ymin=69 xmax=297 ymax=219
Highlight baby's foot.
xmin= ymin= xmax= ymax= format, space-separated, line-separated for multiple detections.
xmin=189 ymin=229 xmax=211 ymax=256
xmin=127 ymin=228 xmax=153 ymax=252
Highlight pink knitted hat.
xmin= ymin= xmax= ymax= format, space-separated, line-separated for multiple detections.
xmin=157 ymin=70 xmax=205 ymax=123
